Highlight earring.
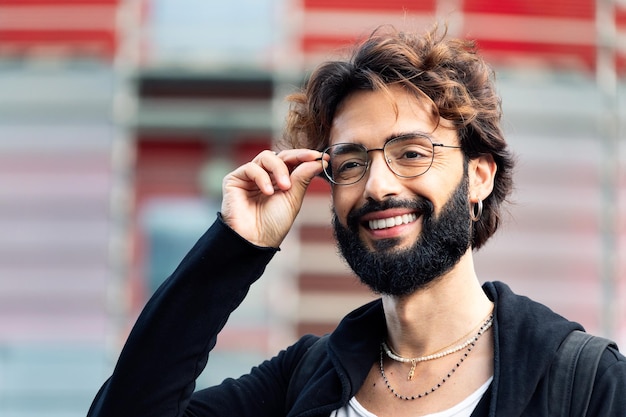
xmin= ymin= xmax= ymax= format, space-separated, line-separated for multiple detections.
xmin=470 ymin=199 xmax=483 ymax=222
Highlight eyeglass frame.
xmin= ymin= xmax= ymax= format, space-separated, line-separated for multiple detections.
xmin=317 ymin=133 xmax=462 ymax=186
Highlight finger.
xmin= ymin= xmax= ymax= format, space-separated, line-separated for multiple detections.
xmin=290 ymin=156 xmax=325 ymax=183
xmin=273 ymin=153 xmax=326 ymax=200
xmin=275 ymin=149 xmax=325 ymax=168
xmin=252 ymin=150 xmax=292 ymax=191
xmin=229 ymin=161 xmax=277 ymax=195
xmin=274 ymin=149 xmax=325 ymax=183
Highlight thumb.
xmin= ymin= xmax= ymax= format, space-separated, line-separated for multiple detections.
xmin=287 ymin=159 xmax=324 ymax=199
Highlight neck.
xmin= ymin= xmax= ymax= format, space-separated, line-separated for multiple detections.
xmin=381 ymin=249 xmax=493 ymax=358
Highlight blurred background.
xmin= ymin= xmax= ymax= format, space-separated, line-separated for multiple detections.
xmin=0 ymin=0 xmax=624 ymax=415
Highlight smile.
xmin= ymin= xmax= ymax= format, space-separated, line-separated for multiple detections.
xmin=368 ymin=213 xmax=418 ymax=230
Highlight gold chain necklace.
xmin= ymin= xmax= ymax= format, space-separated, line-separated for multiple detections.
xmin=379 ymin=315 xmax=493 ymax=401
xmin=382 ymin=313 xmax=494 ymax=381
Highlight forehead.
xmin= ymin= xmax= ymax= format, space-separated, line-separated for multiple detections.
xmin=329 ymin=86 xmax=455 ymax=146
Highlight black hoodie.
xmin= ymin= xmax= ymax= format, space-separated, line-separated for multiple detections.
xmin=88 ymin=218 xmax=626 ymax=417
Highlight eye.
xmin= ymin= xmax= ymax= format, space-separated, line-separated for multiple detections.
xmin=335 ymin=158 xmax=367 ymax=178
xmin=387 ymin=136 xmax=433 ymax=164
xmin=401 ymin=148 xmax=428 ymax=159
xmin=391 ymin=144 xmax=431 ymax=162
xmin=326 ymin=144 xmax=368 ymax=180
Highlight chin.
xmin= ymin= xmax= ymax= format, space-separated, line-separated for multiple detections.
xmin=367 ymin=236 xmax=412 ymax=253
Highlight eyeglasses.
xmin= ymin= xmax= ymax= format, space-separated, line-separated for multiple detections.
xmin=320 ymin=133 xmax=461 ymax=185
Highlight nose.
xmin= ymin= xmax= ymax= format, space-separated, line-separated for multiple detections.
xmin=362 ymin=150 xmax=402 ymax=201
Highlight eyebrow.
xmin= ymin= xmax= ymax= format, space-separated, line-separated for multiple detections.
xmin=326 ymin=143 xmax=363 ymax=156
xmin=320 ymin=130 xmax=437 ymax=158
xmin=383 ymin=131 xmax=434 ymax=143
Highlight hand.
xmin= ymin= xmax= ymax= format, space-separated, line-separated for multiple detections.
xmin=221 ymin=149 xmax=325 ymax=247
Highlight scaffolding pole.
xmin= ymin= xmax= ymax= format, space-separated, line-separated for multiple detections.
xmin=596 ymin=0 xmax=620 ymax=340
xmin=106 ymin=0 xmax=142 ymax=358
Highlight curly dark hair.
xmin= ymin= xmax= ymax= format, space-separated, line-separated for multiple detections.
xmin=280 ymin=24 xmax=515 ymax=249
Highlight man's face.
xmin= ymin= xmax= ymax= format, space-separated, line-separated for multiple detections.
xmin=333 ymin=173 xmax=472 ymax=295
xmin=328 ymin=86 xmax=472 ymax=295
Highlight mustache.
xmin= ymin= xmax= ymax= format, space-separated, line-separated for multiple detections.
xmin=345 ymin=197 xmax=434 ymax=231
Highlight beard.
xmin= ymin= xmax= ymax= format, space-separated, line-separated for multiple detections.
xmin=332 ymin=175 xmax=473 ymax=296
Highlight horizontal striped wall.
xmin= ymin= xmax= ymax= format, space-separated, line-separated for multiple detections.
xmin=295 ymin=0 xmax=626 ymax=74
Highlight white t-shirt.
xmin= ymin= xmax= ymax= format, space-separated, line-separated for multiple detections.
xmin=329 ymin=377 xmax=492 ymax=417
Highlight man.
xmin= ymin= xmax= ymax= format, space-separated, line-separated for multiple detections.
xmin=88 ymin=25 xmax=626 ymax=416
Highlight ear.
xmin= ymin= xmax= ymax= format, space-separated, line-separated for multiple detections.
xmin=468 ymin=155 xmax=497 ymax=203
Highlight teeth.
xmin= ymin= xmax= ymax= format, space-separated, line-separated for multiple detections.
xmin=369 ymin=213 xmax=417 ymax=230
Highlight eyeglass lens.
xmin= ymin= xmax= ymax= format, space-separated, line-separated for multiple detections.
xmin=322 ymin=135 xmax=436 ymax=185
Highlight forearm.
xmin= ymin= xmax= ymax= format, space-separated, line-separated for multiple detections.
xmin=88 ymin=215 xmax=278 ymax=417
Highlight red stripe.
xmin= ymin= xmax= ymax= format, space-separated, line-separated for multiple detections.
xmin=476 ymin=39 xmax=596 ymax=70
xmin=617 ymin=55 xmax=626 ymax=76
xmin=0 ymin=30 xmax=115 ymax=42
xmin=300 ymin=225 xmax=334 ymax=244
xmin=302 ymin=35 xmax=598 ymax=70
xmin=301 ymin=34 xmax=360 ymax=53
xmin=304 ymin=0 xmax=435 ymax=12
xmin=617 ymin=6 xmax=626 ymax=27
xmin=463 ymin=0 xmax=594 ymax=19
xmin=298 ymin=322 xmax=339 ymax=337
xmin=307 ymin=176 xmax=333 ymax=194
xmin=0 ymin=0 xmax=118 ymax=4
xmin=299 ymin=273 xmax=368 ymax=293
xmin=0 ymin=30 xmax=116 ymax=58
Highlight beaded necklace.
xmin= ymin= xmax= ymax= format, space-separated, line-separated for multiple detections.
xmin=382 ymin=313 xmax=494 ymax=381
xmin=379 ymin=315 xmax=493 ymax=401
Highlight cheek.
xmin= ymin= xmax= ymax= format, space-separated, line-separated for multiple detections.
xmin=417 ymin=167 xmax=465 ymax=208
xmin=331 ymin=187 xmax=355 ymax=221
